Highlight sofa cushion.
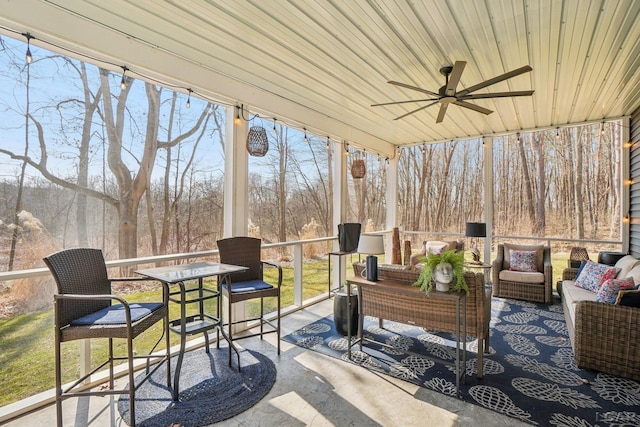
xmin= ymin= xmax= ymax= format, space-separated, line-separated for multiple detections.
xmin=595 ymin=277 xmax=635 ymax=304
xmin=499 ymin=269 xmax=545 ymax=283
xmin=574 ymin=260 xmax=619 ymax=292
xmin=615 ymin=255 xmax=640 ymax=279
xmin=504 ymin=243 xmax=544 ymax=272
xmin=624 ymin=263 xmax=640 ymax=285
xmin=616 ymin=289 xmax=640 ymax=307
xmin=562 ymin=279 xmax=597 ymax=328
xmin=509 ymin=250 xmax=538 ymax=272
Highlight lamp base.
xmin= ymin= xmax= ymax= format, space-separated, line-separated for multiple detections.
xmin=365 ymin=255 xmax=378 ymax=281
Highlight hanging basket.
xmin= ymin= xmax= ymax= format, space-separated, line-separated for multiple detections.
xmin=247 ymin=126 xmax=269 ymax=157
xmin=351 ymin=159 xmax=366 ymax=179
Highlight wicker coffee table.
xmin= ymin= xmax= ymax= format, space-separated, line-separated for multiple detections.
xmin=345 ymin=276 xmax=467 ymax=397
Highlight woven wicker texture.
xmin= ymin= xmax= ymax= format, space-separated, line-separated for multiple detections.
xmin=351 ymin=159 xmax=366 ymax=178
xmin=44 ymin=248 xmax=168 ymax=342
xmin=574 ymin=300 xmax=640 ymax=380
xmin=492 ymin=244 xmax=553 ymax=303
xmin=216 ymin=236 xmax=281 ymax=352
xmin=43 ymin=247 xmax=170 ymax=427
xmin=352 ymin=262 xmax=490 ymax=377
xmin=247 ymin=126 xmax=269 ymax=156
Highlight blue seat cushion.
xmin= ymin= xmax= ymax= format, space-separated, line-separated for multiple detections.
xmin=71 ymin=302 xmax=164 ymax=326
xmin=222 ymin=279 xmax=274 ymax=294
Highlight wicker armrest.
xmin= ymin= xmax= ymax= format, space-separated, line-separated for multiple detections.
xmin=562 ymin=268 xmax=579 ymax=281
xmin=262 ymin=260 xmax=283 ymax=286
xmin=574 ymin=301 xmax=640 ymax=380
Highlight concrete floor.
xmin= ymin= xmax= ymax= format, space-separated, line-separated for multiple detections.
xmin=4 ymin=298 xmax=527 ymax=427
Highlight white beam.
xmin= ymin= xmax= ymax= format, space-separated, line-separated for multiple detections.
xmin=385 ymin=155 xmax=399 ymax=260
xmin=483 ymin=137 xmax=493 ymax=264
xmin=223 ymin=106 xmax=249 ymax=237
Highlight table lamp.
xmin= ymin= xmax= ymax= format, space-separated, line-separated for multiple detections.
xmin=465 ymin=222 xmax=486 ymax=264
xmin=357 ymin=234 xmax=385 ymax=281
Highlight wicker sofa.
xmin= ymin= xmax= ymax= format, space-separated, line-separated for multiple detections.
xmin=560 ymin=255 xmax=640 ymax=380
xmin=352 ymin=262 xmax=490 ymax=377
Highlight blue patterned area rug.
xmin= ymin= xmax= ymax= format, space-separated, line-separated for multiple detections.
xmin=118 ymin=347 xmax=276 ymax=427
xmin=283 ymin=297 xmax=640 ymax=426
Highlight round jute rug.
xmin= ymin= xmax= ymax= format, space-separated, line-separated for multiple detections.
xmin=118 ymin=347 xmax=276 ymax=427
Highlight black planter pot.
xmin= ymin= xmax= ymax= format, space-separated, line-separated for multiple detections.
xmin=333 ymin=292 xmax=358 ymax=336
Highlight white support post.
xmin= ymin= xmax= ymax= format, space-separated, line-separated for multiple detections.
xmin=622 ymin=117 xmax=631 ymax=252
xmin=483 ymin=137 xmax=493 ymax=263
xmin=79 ymin=339 xmax=90 ymax=383
xmin=330 ymin=141 xmax=349 ymax=291
xmin=293 ymin=242 xmax=303 ymax=306
xmin=385 ymin=154 xmax=399 ymax=261
xmin=223 ymin=105 xmax=249 ymax=331
xmin=224 ymin=105 xmax=249 ymax=238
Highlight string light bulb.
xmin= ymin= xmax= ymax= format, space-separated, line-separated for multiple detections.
xmin=326 ymin=137 xmax=330 ymax=148
xmin=421 ymin=144 xmax=426 ymax=154
xmin=120 ymin=66 xmax=128 ymax=90
xmin=234 ymin=106 xmax=241 ymax=125
xmin=556 ymin=127 xmax=560 ymax=140
xmin=517 ymin=132 xmax=521 ymax=142
xmin=24 ymin=33 xmax=33 ymax=64
xmin=345 ymin=142 xmax=349 ymax=153
xmin=303 ymin=128 xmax=308 ymax=142
xmin=273 ymin=118 xmax=278 ymax=134
xmin=186 ymin=89 xmax=192 ymax=108
xmin=601 ymin=121 xmax=605 ymax=135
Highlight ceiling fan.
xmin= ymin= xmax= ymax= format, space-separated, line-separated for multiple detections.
xmin=372 ymin=61 xmax=534 ymax=123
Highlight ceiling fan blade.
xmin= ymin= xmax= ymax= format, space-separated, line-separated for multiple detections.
xmin=371 ymin=98 xmax=439 ymax=107
xmin=456 ymin=65 xmax=532 ymax=96
xmin=461 ymin=90 xmax=535 ymax=100
xmin=388 ymin=81 xmax=440 ymax=97
xmin=445 ymin=61 xmax=466 ymax=96
xmin=453 ymin=100 xmax=493 ymax=115
xmin=393 ymin=100 xmax=439 ymax=120
xmin=436 ymin=103 xmax=449 ymax=123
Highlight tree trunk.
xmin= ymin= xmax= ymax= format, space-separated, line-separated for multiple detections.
xmin=533 ymin=132 xmax=546 ymax=234
xmin=574 ymin=128 xmax=585 ymax=239
xmin=517 ymin=135 xmax=536 ymax=229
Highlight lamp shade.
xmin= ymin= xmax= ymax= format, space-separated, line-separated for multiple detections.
xmin=357 ymin=234 xmax=384 ymax=255
xmin=465 ymin=222 xmax=486 ymax=237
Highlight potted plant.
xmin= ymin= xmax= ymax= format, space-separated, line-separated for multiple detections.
xmin=413 ymin=249 xmax=468 ymax=295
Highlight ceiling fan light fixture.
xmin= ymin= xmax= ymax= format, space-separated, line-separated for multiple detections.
xmin=373 ymin=61 xmax=533 ymax=123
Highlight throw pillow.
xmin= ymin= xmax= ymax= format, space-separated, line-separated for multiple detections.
xmin=616 ymin=289 xmax=640 ymax=307
xmin=574 ymin=260 xmax=620 ymax=292
xmin=425 ymin=241 xmax=448 ymax=255
xmin=596 ymin=277 xmax=635 ymax=304
xmin=509 ymin=250 xmax=538 ymax=272
xmin=504 ymin=243 xmax=544 ymax=272
xmin=614 ymin=255 xmax=640 ymax=279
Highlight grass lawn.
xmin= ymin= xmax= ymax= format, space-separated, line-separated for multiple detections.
xmin=0 ymin=254 xmax=575 ymax=407
xmin=0 ymin=259 xmax=329 ymax=406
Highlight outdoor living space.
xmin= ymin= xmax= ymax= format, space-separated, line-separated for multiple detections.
xmin=3 ymin=296 xmax=529 ymax=427
xmin=2 ymin=1 xmax=640 ymax=427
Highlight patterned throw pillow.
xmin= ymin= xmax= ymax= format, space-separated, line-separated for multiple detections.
xmin=509 ymin=250 xmax=538 ymax=272
xmin=596 ymin=278 xmax=635 ymax=304
xmin=574 ymin=260 xmax=620 ymax=292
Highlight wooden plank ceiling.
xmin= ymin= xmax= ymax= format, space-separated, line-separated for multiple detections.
xmin=1 ymin=0 xmax=639 ymax=157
